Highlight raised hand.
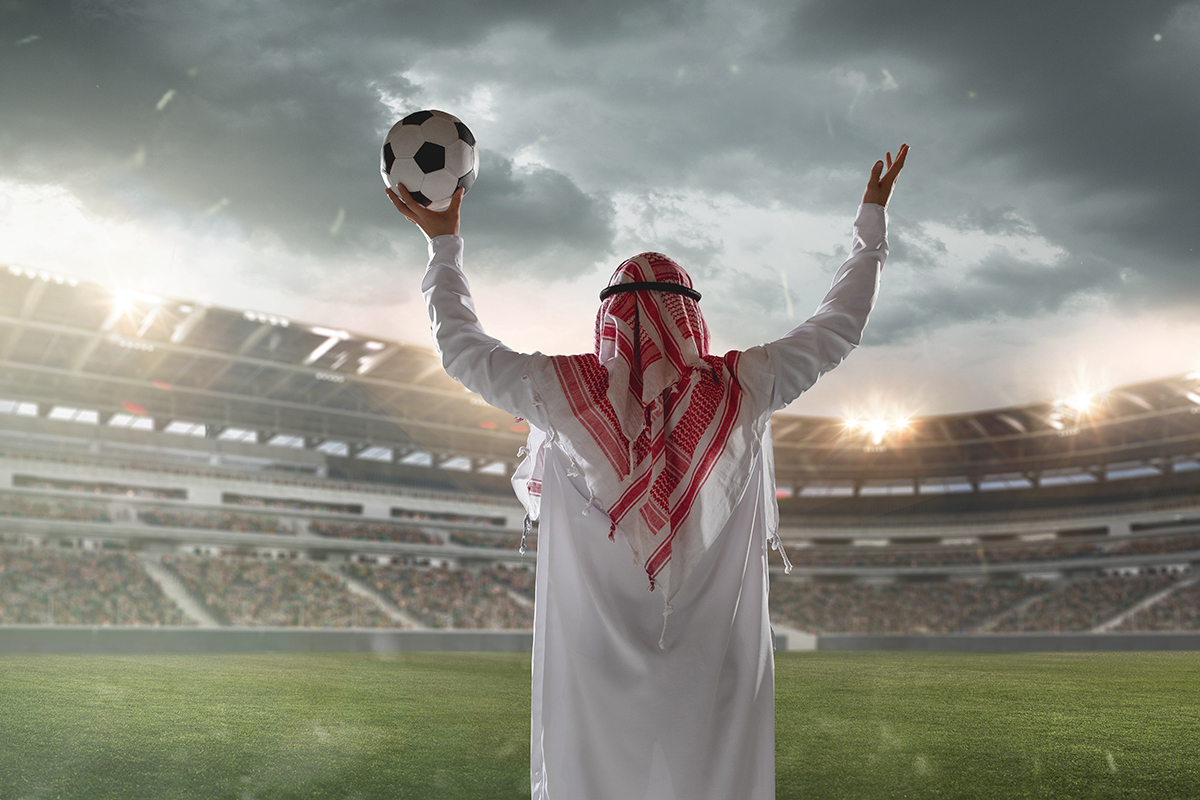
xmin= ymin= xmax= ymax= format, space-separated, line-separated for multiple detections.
xmin=862 ymin=144 xmax=909 ymax=207
xmin=386 ymin=184 xmax=463 ymax=240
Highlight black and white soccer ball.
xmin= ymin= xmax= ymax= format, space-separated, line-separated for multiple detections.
xmin=380 ymin=110 xmax=478 ymax=211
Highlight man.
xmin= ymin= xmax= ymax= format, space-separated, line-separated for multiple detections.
xmin=389 ymin=143 xmax=907 ymax=800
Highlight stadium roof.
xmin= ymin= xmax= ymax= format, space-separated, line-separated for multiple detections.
xmin=0 ymin=265 xmax=528 ymax=472
xmin=1 ymin=266 xmax=1198 ymax=490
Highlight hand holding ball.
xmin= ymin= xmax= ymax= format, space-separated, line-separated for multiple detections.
xmin=381 ymin=110 xmax=478 ymax=211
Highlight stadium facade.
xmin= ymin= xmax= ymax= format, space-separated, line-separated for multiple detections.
xmin=2 ymin=266 xmax=1199 ymax=648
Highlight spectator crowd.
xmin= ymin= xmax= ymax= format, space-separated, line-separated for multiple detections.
xmin=993 ymin=574 xmax=1179 ymax=632
xmin=0 ymin=493 xmax=111 ymax=523
xmin=1 ymin=533 xmax=1197 ymax=634
xmin=310 ymin=520 xmax=437 ymax=545
xmin=449 ymin=530 xmax=537 ymax=551
xmin=162 ymin=554 xmax=393 ymax=627
xmin=1116 ymin=581 xmax=1200 ymax=631
xmin=0 ymin=547 xmax=189 ymax=626
xmin=769 ymin=578 xmax=1047 ymax=634
xmin=139 ymin=508 xmax=296 ymax=535
xmin=347 ymin=561 xmax=533 ymax=629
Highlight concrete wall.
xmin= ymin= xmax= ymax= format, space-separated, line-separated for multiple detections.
xmin=0 ymin=626 xmax=533 ymax=655
xmin=816 ymin=632 xmax=1200 ymax=652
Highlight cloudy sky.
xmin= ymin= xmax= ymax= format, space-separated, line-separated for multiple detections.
xmin=1 ymin=0 xmax=1197 ymax=419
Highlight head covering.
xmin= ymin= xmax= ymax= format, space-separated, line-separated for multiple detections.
xmin=514 ymin=253 xmax=762 ymax=640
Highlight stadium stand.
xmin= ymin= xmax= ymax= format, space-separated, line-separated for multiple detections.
xmin=1 ymin=269 xmax=1199 ymax=639
xmin=0 ymin=547 xmax=189 ymax=626
xmin=0 ymin=492 xmax=111 ymax=523
xmin=1116 ymin=580 xmax=1200 ymax=631
xmin=346 ymin=561 xmax=534 ymax=629
xmin=161 ymin=554 xmax=395 ymax=628
xmin=449 ymin=530 xmax=537 ymax=551
xmin=991 ymin=573 xmax=1181 ymax=633
xmin=139 ymin=508 xmax=296 ymax=535
xmin=309 ymin=520 xmax=438 ymax=545
xmin=769 ymin=578 xmax=1049 ymax=634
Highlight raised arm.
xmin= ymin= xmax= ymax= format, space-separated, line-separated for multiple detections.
xmin=389 ymin=186 xmax=551 ymax=429
xmin=739 ymin=145 xmax=908 ymax=413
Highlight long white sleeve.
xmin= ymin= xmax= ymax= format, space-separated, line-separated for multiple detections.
xmin=421 ymin=234 xmax=551 ymax=429
xmin=738 ymin=203 xmax=888 ymax=414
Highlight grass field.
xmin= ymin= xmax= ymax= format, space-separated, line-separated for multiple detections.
xmin=0 ymin=651 xmax=1198 ymax=799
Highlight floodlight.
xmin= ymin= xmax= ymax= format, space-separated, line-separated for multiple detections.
xmin=243 ymin=310 xmax=290 ymax=327
xmin=109 ymin=290 xmax=136 ymax=317
xmin=864 ymin=419 xmax=890 ymax=445
xmin=1061 ymin=393 xmax=1093 ymax=414
xmin=843 ymin=416 xmax=909 ymax=445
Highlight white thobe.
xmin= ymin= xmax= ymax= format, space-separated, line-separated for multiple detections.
xmin=421 ymin=204 xmax=888 ymax=800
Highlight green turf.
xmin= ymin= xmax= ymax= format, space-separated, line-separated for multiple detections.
xmin=775 ymin=652 xmax=1200 ymax=799
xmin=0 ymin=651 xmax=1197 ymax=799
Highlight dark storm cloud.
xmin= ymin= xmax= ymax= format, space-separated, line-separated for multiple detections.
xmin=885 ymin=218 xmax=947 ymax=272
xmin=0 ymin=0 xmax=618 ymax=269
xmin=947 ymin=206 xmax=1035 ymax=238
xmin=866 ymin=251 xmax=1111 ymax=344
xmin=463 ymin=151 xmax=615 ymax=278
xmin=783 ymin=0 xmax=1200 ymax=325
xmin=701 ymin=268 xmax=794 ymax=349
xmin=2 ymin=0 xmax=1196 ymax=346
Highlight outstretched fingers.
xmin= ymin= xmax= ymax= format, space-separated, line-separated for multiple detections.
xmin=883 ymin=144 xmax=909 ymax=187
xmin=862 ymin=144 xmax=909 ymax=207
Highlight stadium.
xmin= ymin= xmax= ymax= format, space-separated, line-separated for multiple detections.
xmin=4 ymin=261 xmax=1200 ymax=799
xmin=6 ymin=2 xmax=1199 ymax=795
xmin=2 ymin=264 xmax=1199 ymax=649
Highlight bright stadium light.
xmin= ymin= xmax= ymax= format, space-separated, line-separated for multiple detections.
xmin=1062 ymin=393 xmax=1094 ymax=414
xmin=843 ymin=416 xmax=910 ymax=445
xmin=7 ymin=265 xmax=78 ymax=286
xmin=1051 ymin=389 xmax=1108 ymax=424
xmin=102 ymin=289 xmax=161 ymax=332
xmin=109 ymin=288 xmax=161 ymax=312
xmin=243 ymin=310 xmax=289 ymax=327
xmin=864 ymin=419 xmax=890 ymax=445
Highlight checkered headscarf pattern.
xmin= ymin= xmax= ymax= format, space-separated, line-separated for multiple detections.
xmin=539 ymin=253 xmax=756 ymax=601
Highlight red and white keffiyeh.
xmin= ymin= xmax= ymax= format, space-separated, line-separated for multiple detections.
xmin=514 ymin=252 xmax=762 ymax=616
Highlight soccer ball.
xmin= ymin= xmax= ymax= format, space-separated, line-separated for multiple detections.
xmin=380 ymin=110 xmax=479 ymax=211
